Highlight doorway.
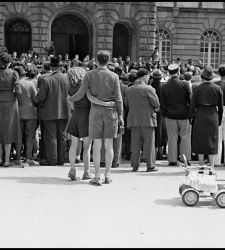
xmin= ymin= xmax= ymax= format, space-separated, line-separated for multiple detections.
xmin=113 ymin=23 xmax=131 ymax=60
xmin=51 ymin=14 xmax=90 ymax=60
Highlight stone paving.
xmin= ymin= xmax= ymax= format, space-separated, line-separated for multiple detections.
xmin=0 ymin=160 xmax=225 ymax=248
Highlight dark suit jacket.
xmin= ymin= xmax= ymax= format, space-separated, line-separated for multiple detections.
xmin=160 ymin=76 xmax=191 ymax=119
xmin=35 ymin=70 xmax=69 ymax=120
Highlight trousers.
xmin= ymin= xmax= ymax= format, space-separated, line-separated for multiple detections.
xmin=214 ymin=107 xmax=225 ymax=165
xmin=165 ymin=118 xmax=191 ymax=162
xmin=42 ymin=119 xmax=68 ymax=165
xmin=130 ymin=126 xmax=155 ymax=169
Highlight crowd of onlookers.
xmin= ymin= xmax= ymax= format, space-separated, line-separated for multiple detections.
xmin=0 ymin=43 xmax=224 ymax=184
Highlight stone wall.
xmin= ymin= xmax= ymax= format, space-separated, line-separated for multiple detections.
xmin=0 ymin=2 xmax=156 ymax=60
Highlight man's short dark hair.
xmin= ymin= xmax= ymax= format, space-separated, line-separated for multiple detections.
xmin=218 ymin=64 xmax=225 ymax=77
xmin=43 ymin=61 xmax=51 ymax=71
xmin=97 ymin=50 xmax=110 ymax=65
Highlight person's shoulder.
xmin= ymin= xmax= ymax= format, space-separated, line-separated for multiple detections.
xmin=121 ymin=82 xmax=128 ymax=89
xmin=214 ymin=79 xmax=225 ymax=86
xmin=181 ymin=79 xmax=190 ymax=86
xmin=39 ymin=72 xmax=51 ymax=78
xmin=212 ymin=81 xmax=223 ymax=90
xmin=126 ymin=84 xmax=135 ymax=91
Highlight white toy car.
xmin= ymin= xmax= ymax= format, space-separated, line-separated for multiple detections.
xmin=179 ymin=154 xmax=225 ymax=208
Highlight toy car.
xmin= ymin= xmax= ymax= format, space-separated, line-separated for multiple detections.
xmin=178 ymin=154 xmax=225 ymax=208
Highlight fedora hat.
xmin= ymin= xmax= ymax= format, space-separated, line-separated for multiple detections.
xmin=152 ymin=70 xmax=163 ymax=79
xmin=201 ymin=66 xmax=214 ymax=80
xmin=50 ymin=56 xmax=60 ymax=67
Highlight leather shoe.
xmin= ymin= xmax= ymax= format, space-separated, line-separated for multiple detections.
xmin=104 ymin=177 xmax=112 ymax=184
xmin=168 ymin=162 xmax=177 ymax=166
xmin=112 ymin=163 xmax=119 ymax=168
xmin=100 ymin=162 xmax=105 ymax=168
xmin=132 ymin=166 xmax=139 ymax=172
xmin=40 ymin=159 xmax=56 ymax=166
xmin=146 ymin=167 xmax=158 ymax=172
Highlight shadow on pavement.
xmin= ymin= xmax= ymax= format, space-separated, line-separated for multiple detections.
xmin=136 ymin=171 xmax=185 ymax=176
xmin=154 ymin=197 xmax=219 ymax=209
xmin=0 ymin=176 xmax=89 ymax=185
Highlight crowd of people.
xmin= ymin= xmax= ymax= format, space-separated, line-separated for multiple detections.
xmin=0 ymin=44 xmax=224 ymax=186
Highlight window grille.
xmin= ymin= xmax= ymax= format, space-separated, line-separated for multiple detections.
xmin=200 ymin=30 xmax=220 ymax=69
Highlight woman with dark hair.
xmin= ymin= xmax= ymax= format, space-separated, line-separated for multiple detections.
xmin=151 ymin=69 xmax=168 ymax=160
xmin=189 ymin=66 xmax=223 ymax=168
xmin=0 ymin=52 xmax=22 ymax=166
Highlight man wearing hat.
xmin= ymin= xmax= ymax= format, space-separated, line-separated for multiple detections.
xmin=183 ymin=71 xmax=193 ymax=95
xmin=35 ymin=56 xmax=70 ymax=166
xmin=125 ymin=68 xmax=160 ymax=172
xmin=160 ymin=63 xmax=192 ymax=165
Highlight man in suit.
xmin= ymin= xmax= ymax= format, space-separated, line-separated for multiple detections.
xmin=35 ymin=56 xmax=69 ymax=165
xmin=125 ymin=68 xmax=160 ymax=172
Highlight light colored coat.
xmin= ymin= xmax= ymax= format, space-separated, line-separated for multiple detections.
xmin=125 ymin=83 xmax=160 ymax=128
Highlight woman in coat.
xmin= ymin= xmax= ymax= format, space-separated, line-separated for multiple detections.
xmin=189 ymin=66 xmax=223 ymax=168
xmin=151 ymin=69 xmax=168 ymax=160
xmin=0 ymin=52 xmax=21 ymax=167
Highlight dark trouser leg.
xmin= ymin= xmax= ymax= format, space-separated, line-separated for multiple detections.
xmin=16 ymin=119 xmax=24 ymax=160
xmin=43 ymin=120 xmax=57 ymax=165
xmin=142 ymin=127 xmax=156 ymax=169
xmin=39 ymin=120 xmax=46 ymax=160
xmin=124 ymin=128 xmax=131 ymax=160
xmin=131 ymin=127 xmax=142 ymax=168
xmin=24 ymin=119 xmax=37 ymax=160
xmin=56 ymin=119 xmax=68 ymax=165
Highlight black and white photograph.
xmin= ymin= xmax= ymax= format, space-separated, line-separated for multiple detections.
xmin=0 ymin=1 xmax=225 ymax=248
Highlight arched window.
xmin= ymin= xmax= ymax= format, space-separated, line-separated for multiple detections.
xmin=155 ymin=28 xmax=171 ymax=62
xmin=5 ymin=18 xmax=31 ymax=57
xmin=200 ymin=30 xmax=220 ymax=69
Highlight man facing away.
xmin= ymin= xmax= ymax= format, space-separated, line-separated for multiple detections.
xmin=160 ymin=63 xmax=192 ymax=165
xmin=35 ymin=56 xmax=69 ymax=166
xmin=68 ymin=50 xmax=124 ymax=185
xmin=125 ymin=68 xmax=160 ymax=172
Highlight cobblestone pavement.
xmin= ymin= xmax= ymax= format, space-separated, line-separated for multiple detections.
xmin=0 ymin=160 xmax=225 ymax=248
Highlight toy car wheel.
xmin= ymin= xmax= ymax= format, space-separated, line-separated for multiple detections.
xmin=182 ymin=188 xmax=199 ymax=206
xmin=215 ymin=191 xmax=225 ymax=208
xmin=179 ymin=184 xmax=190 ymax=195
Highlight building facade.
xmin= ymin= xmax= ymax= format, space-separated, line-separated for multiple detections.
xmin=0 ymin=2 xmax=225 ymax=69
xmin=0 ymin=2 xmax=156 ymax=61
xmin=156 ymin=2 xmax=225 ymax=69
